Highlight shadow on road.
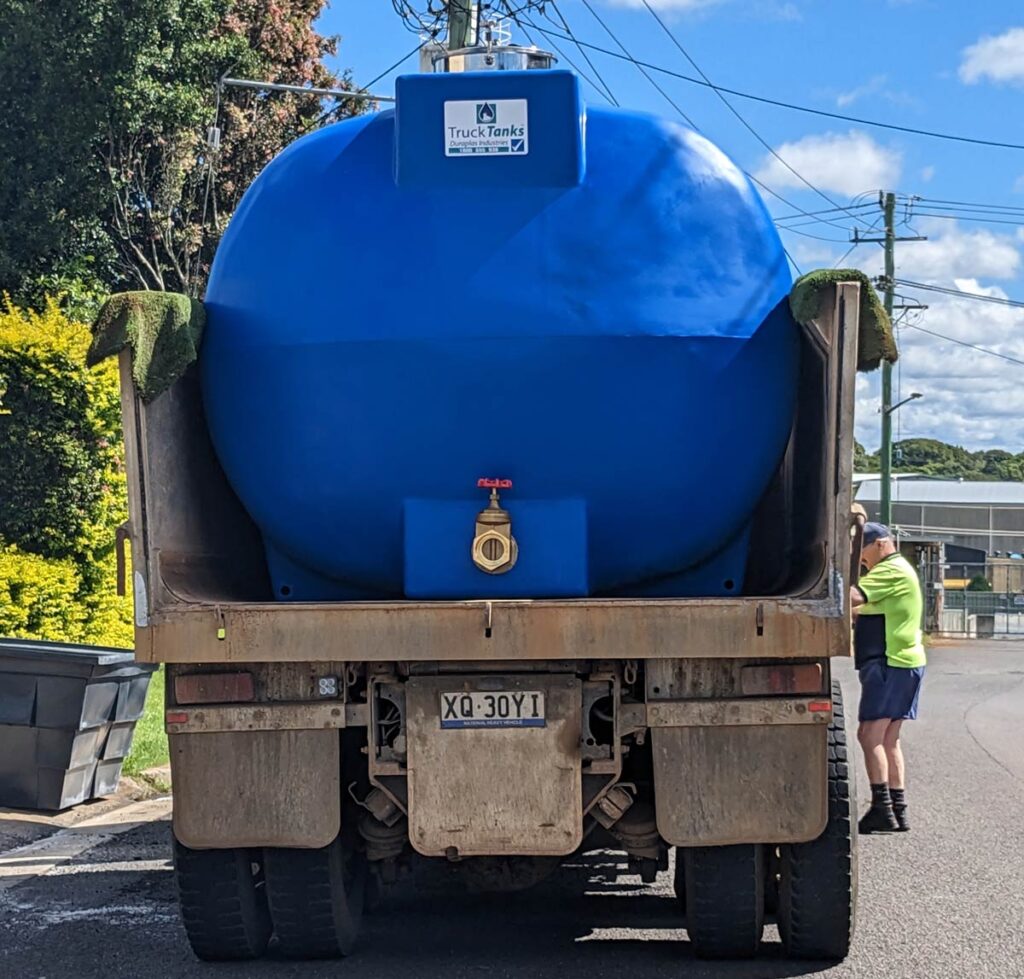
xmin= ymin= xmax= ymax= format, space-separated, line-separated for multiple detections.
xmin=315 ymin=849 xmax=842 ymax=979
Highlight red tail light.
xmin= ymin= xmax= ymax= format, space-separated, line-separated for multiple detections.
xmin=740 ymin=663 xmax=823 ymax=696
xmin=174 ymin=672 xmax=255 ymax=705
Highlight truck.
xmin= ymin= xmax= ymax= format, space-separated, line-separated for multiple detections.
xmin=109 ymin=40 xmax=867 ymax=964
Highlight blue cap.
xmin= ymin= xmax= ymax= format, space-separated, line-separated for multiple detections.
xmin=863 ymin=522 xmax=891 ymax=545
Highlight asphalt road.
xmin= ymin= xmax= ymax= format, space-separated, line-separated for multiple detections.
xmin=2 ymin=641 xmax=1023 ymax=979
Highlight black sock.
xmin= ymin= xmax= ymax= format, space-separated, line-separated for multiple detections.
xmin=890 ymin=788 xmax=906 ymax=810
xmin=870 ymin=783 xmax=893 ymax=809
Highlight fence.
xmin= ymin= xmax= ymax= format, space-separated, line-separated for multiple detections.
xmin=919 ymin=561 xmax=1024 ymax=639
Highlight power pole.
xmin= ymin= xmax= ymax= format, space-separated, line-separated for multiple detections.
xmin=880 ymin=191 xmax=896 ymax=526
xmin=448 ymin=0 xmax=475 ymax=49
xmin=852 ymin=193 xmax=927 ymax=525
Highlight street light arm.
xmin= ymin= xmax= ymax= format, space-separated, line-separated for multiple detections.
xmin=884 ymin=392 xmax=923 ymax=416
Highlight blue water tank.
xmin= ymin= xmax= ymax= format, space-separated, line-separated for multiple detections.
xmin=202 ymin=69 xmax=798 ymax=601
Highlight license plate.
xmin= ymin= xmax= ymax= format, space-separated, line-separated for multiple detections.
xmin=440 ymin=690 xmax=546 ymax=729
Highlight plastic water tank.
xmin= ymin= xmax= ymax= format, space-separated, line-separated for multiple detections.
xmin=201 ymin=69 xmax=798 ymax=600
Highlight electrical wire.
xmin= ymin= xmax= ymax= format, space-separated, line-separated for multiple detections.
xmin=546 ymin=1 xmax=619 ymax=106
xmin=516 ymin=20 xmax=614 ymax=105
xmin=916 ymin=197 xmax=1024 ymax=214
xmin=638 ymin=0 xmax=875 ymax=232
xmin=523 ymin=8 xmax=804 ymax=270
xmin=892 ymin=279 xmax=1024 ymax=309
xmin=519 ymin=14 xmax=876 ymax=245
xmin=299 ymin=40 xmax=429 ymax=136
xmin=576 ymin=0 xmax=699 ymax=129
xmin=902 ymin=323 xmax=1024 ymax=369
xmin=832 ymin=214 xmax=883 ymax=268
xmin=508 ymin=23 xmax=1024 ymax=151
xmin=901 ymin=210 xmax=1024 ymax=229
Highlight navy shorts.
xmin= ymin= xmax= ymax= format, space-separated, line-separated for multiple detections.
xmin=858 ymin=660 xmax=925 ymax=722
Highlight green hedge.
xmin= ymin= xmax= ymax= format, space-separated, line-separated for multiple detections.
xmin=0 ymin=298 xmax=131 ymax=648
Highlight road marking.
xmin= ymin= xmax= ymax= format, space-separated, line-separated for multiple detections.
xmin=0 ymin=796 xmax=171 ymax=891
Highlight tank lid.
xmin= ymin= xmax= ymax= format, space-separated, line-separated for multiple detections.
xmin=432 ymin=44 xmax=557 ymax=73
xmin=431 ymin=18 xmax=555 ymax=73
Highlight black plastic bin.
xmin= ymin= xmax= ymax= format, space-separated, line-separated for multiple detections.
xmin=0 ymin=638 xmax=157 ymax=811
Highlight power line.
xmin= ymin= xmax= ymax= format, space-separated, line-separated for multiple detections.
xmin=916 ymin=197 xmax=1024 ymax=214
xmin=904 ymin=210 xmax=1024 ymax=229
xmin=892 ymin=279 xmax=1024 ymax=309
xmin=902 ymin=323 xmax=1024 ymax=369
xmin=521 ymin=12 xmax=809 ymax=270
xmin=511 ymin=23 xmax=1024 ymax=151
xmin=299 ymin=40 xmax=427 ymax=135
xmin=638 ymin=0 xmax=874 ymax=232
xmin=832 ymin=214 xmax=882 ymax=268
xmin=516 ymin=19 xmax=614 ymax=104
xmin=774 ymin=202 xmax=877 ymax=223
xmin=577 ymin=0 xmax=699 ymax=129
xmin=545 ymin=2 xmax=619 ymax=106
xmin=522 ymin=16 xmax=848 ymax=257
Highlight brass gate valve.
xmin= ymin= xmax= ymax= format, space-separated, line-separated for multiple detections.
xmin=472 ymin=479 xmax=518 ymax=574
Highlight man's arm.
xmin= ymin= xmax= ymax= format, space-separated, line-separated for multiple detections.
xmin=850 ymin=585 xmax=867 ymax=612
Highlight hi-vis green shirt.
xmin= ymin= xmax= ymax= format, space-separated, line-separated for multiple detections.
xmin=856 ymin=554 xmax=927 ymax=669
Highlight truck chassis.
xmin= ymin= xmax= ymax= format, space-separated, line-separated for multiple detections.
xmin=118 ymin=285 xmax=862 ymax=960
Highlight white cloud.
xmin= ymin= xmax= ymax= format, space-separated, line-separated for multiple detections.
xmin=754 ymin=130 xmax=901 ymax=198
xmin=1014 ymin=173 xmax=1024 ymax=194
xmin=920 ymin=165 xmax=936 ymax=182
xmin=804 ymin=222 xmax=1024 ymax=450
xmin=836 ymin=75 xmax=886 ymax=108
xmin=895 ymin=221 xmax=1021 ymax=282
xmin=959 ymin=27 xmax=1024 ymax=85
xmin=777 ymin=213 xmax=1024 ymax=448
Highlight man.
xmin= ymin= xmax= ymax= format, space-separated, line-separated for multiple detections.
xmin=850 ymin=522 xmax=926 ymax=834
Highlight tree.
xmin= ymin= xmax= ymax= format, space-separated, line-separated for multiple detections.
xmin=854 ymin=440 xmax=878 ymax=472
xmin=0 ymin=298 xmax=132 ymax=646
xmin=0 ymin=2 xmax=119 ymax=297
xmin=0 ymin=0 xmax=359 ymax=302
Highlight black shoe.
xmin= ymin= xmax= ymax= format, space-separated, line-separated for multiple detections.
xmin=893 ymin=807 xmax=910 ymax=832
xmin=859 ymin=806 xmax=899 ymax=834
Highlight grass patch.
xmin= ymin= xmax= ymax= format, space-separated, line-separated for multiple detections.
xmin=123 ymin=665 xmax=168 ymax=777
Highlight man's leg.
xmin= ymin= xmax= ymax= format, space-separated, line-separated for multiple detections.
xmin=857 ymin=719 xmax=899 ymax=833
xmin=884 ymin=720 xmax=909 ymax=831
xmin=857 ymin=719 xmax=889 ymax=784
xmin=883 ymin=720 xmax=905 ymax=788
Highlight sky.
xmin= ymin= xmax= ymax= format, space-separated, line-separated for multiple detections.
xmin=320 ymin=1 xmax=1024 ymax=453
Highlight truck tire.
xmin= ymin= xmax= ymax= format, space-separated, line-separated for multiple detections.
xmin=683 ymin=844 xmax=765 ymax=959
xmin=264 ymin=837 xmax=365 ymax=959
xmin=173 ymin=839 xmax=271 ymax=961
xmin=672 ymin=849 xmax=686 ymax=913
xmin=777 ymin=680 xmax=857 ymax=960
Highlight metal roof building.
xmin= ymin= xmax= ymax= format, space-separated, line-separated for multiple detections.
xmin=856 ymin=478 xmax=1024 ymax=555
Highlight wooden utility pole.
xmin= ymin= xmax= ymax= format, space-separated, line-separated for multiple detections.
xmin=880 ymin=191 xmax=896 ymax=525
xmin=448 ymin=0 xmax=474 ymax=49
xmin=853 ymin=193 xmax=927 ymax=525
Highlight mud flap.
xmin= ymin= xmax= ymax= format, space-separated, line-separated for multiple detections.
xmin=171 ymin=730 xmax=340 ymax=849
xmin=652 ymin=724 xmax=828 ymax=846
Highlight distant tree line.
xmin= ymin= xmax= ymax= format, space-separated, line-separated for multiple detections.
xmin=855 ymin=438 xmax=1024 ymax=482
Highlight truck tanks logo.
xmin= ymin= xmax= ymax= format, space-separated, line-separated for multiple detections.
xmin=476 ymin=102 xmax=497 ymax=124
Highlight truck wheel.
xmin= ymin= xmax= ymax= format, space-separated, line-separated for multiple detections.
xmin=672 ymin=850 xmax=686 ymax=914
xmin=264 ymin=837 xmax=366 ymax=959
xmin=777 ymin=680 xmax=857 ymax=960
xmin=683 ymin=844 xmax=765 ymax=959
xmin=173 ymin=839 xmax=271 ymax=961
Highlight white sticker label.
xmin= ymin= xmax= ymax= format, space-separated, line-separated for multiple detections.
xmin=133 ymin=570 xmax=149 ymax=628
xmin=444 ymin=99 xmax=529 ymax=157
